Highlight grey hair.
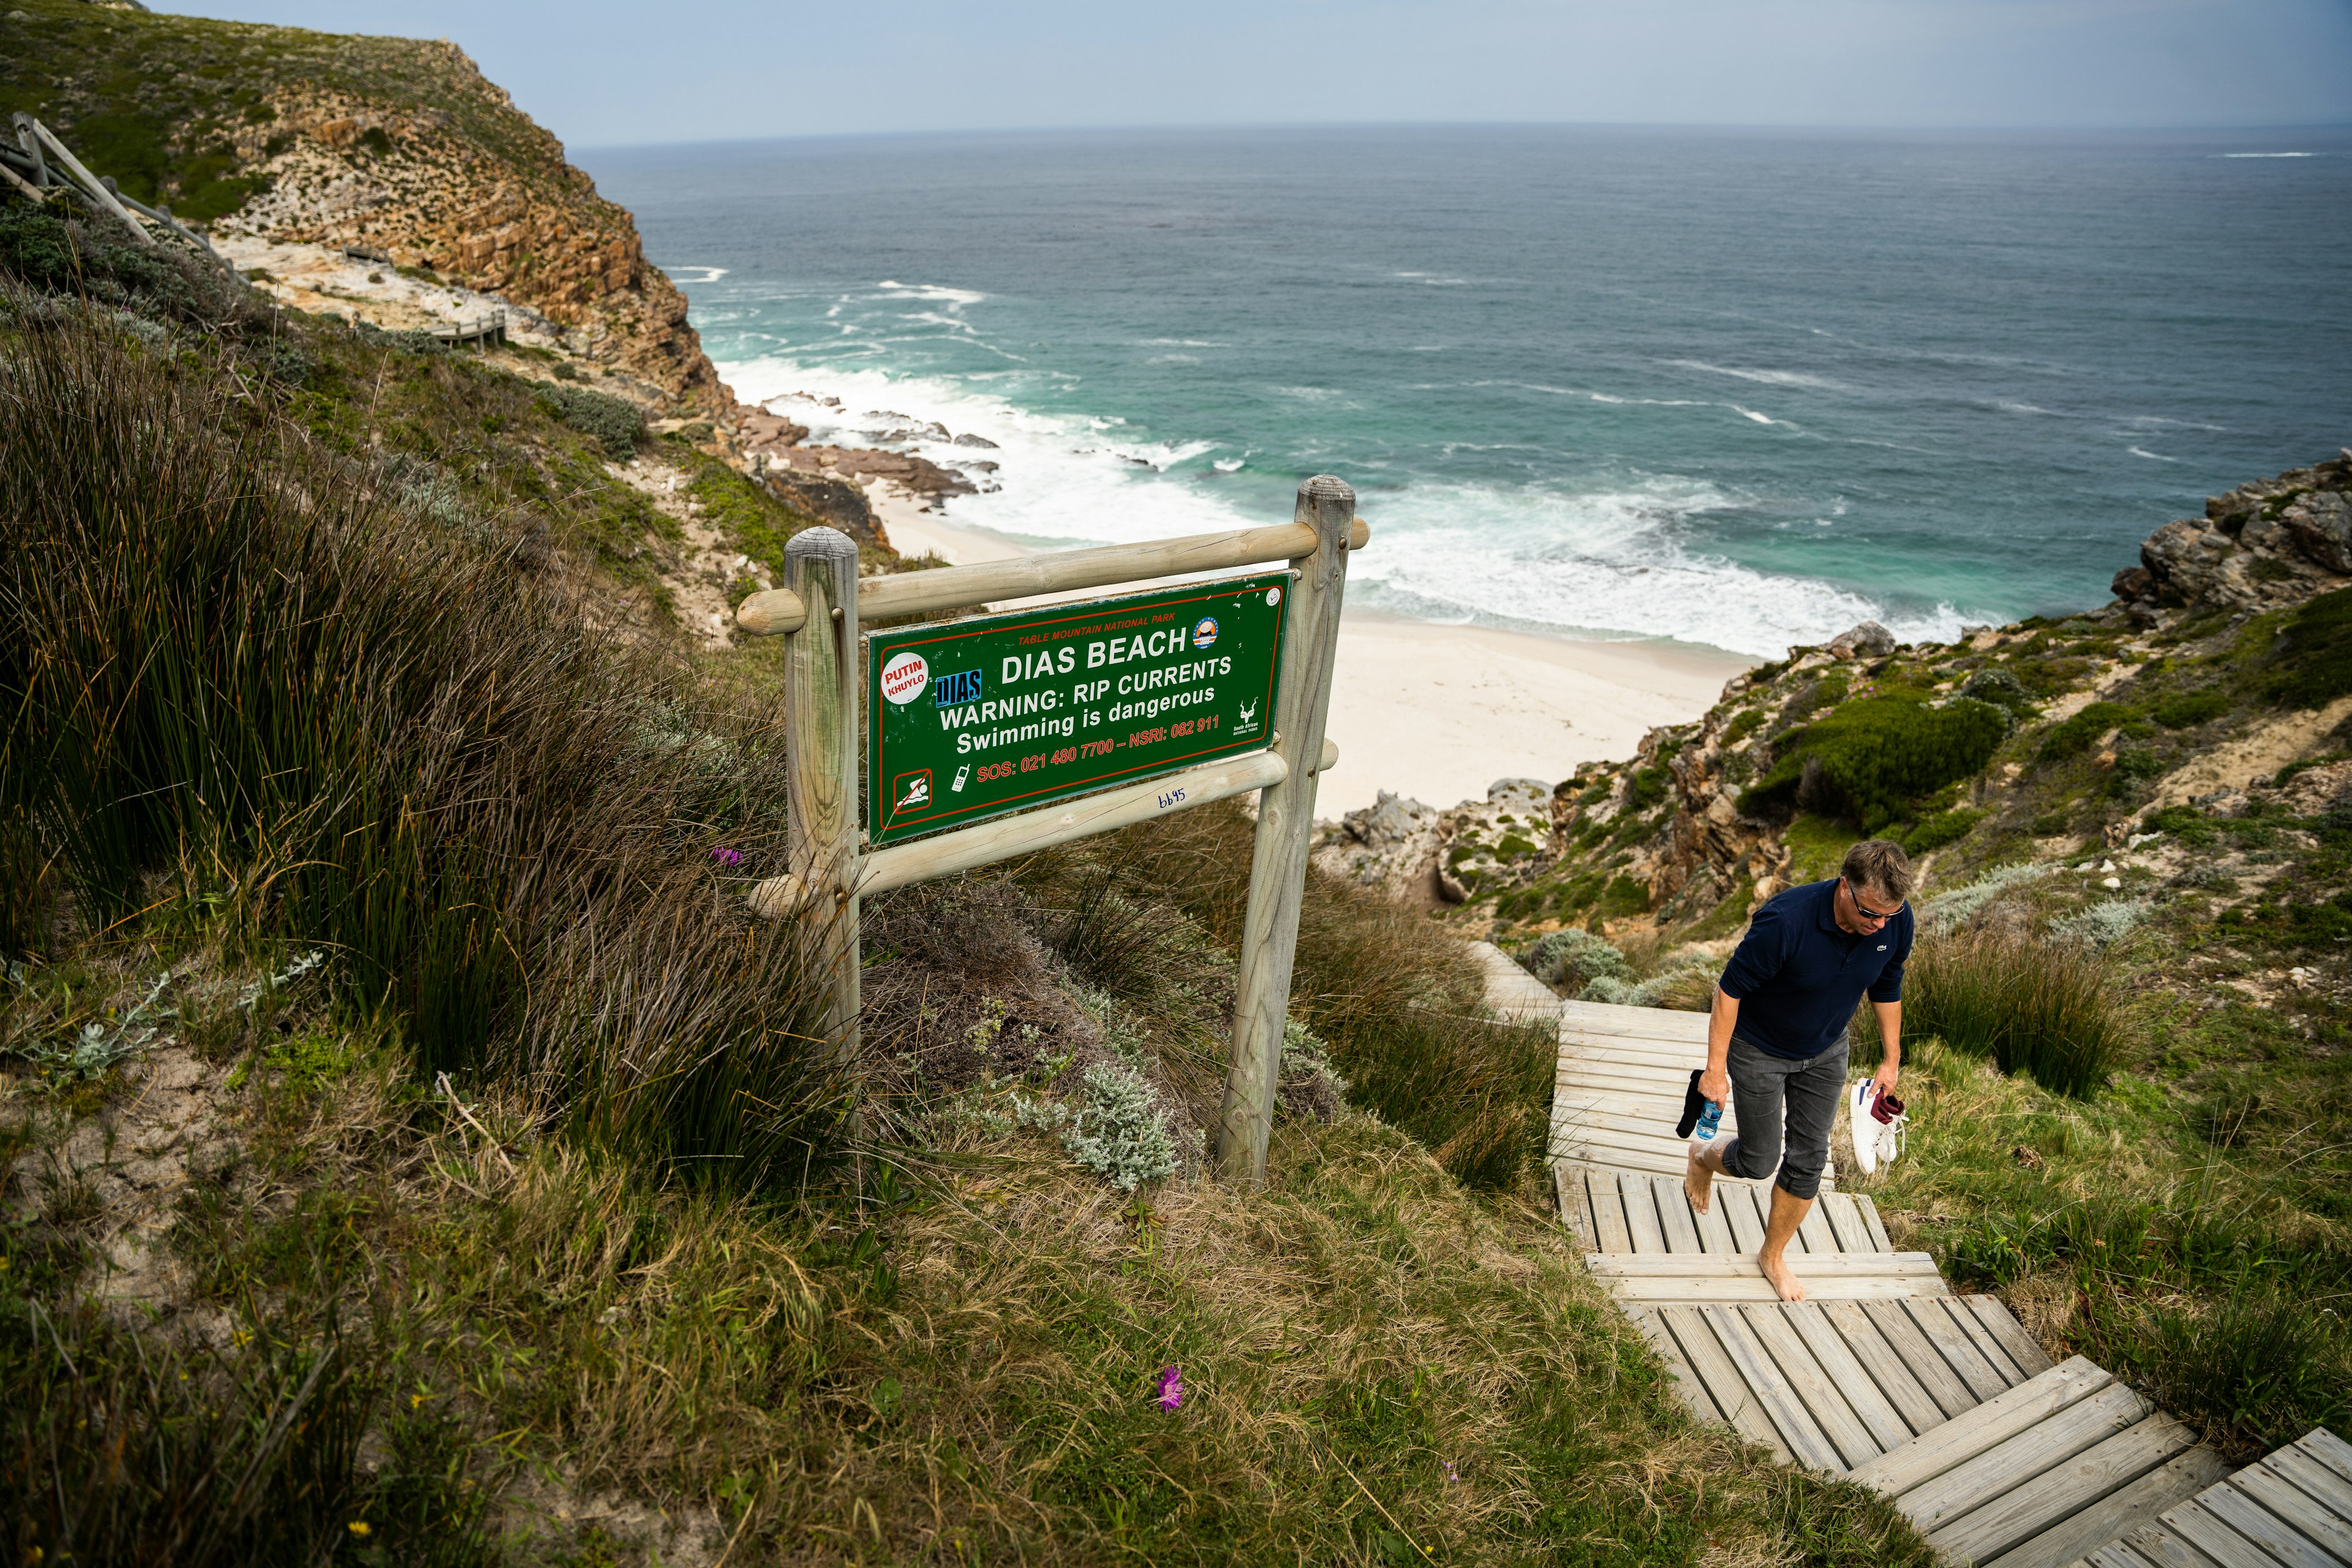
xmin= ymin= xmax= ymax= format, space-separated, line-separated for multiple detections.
xmin=1840 ymin=839 xmax=1915 ymax=902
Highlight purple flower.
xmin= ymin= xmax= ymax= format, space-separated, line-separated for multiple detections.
xmin=710 ymin=847 xmax=744 ymax=868
xmin=1154 ymin=1365 xmax=1183 ymax=1411
xmin=1444 ymin=1460 xmax=1459 ymax=1483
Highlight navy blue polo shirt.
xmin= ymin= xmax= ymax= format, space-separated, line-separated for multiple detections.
xmin=1717 ymin=878 xmax=1913 ymax=1060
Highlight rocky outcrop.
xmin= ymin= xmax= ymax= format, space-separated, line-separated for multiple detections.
xmin=215 ymin=70 xmax=726 ymax=413
xmin=1316 ymin=790 xmax=1444 ymax=901
xmin=2112 ymin=450 xmax=2352 ymax=618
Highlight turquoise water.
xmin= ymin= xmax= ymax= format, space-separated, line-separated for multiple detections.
xmin=586 ymin=125 xmax=2352 ymax=657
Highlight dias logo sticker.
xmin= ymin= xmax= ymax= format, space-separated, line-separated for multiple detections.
xmin=881 ymin=650 xmax=930 ymax=706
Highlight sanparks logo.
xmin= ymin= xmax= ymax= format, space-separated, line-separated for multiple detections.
xmin=865 ymin=572 xmax=1291 ymax=845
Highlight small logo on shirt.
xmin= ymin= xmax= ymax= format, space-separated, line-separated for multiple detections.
xmin=1877 ymin=944 xmax=1887 ymax=951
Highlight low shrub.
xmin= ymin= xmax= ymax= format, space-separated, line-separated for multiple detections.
xmin=1861 ymin=927 xmax=2123 ymax=1096
xmin=2092 ymin=1281 xmax=2351 ymax=1455
xmin=1518 ymin=929 xmax=1629 ymax=991
xmin=1900 ymin=807 xmax=1985 ymax=856
xmin=2152 ymin=688 xmax=2230 ymax=729
xmin=1739 ymin=695 xmax=2008 ymax=830
xmin=2269 ymin=584 xmax=2352 ymax=709
xmin=2035 ymin=701 xmax=2133 ymax=764
xmin=537 ymin=382 xmax=645 ymax=460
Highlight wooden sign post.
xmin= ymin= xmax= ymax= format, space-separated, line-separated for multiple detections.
xmin=747 ymin=478 xmax=1366 ymax=1186
xmin=1213 ymin=476 xmax=1353 ymax=1183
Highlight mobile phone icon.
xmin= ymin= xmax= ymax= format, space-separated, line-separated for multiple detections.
xmin=952 ymin=764 xmax=971 ymax=793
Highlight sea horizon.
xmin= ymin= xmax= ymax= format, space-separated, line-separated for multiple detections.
xmin=587 ymin=122 xmax=2352 ymax=660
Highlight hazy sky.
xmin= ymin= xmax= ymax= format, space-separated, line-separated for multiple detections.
xmin=189 ymin=0 xmax=2351 ymax=147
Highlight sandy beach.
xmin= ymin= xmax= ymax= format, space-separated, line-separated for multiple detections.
xmin=875 ymin=489 xmax=1752 ymax=816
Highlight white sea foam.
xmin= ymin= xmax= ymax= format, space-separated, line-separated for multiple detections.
xmin=2128 ymin=447 xmax=2180 ymax=462
xmin=2217 ymin=153 xmax=2315 ymax=159
xmin=718 ymin=352 xmax=1967 ymax=658
xmin=1731 ymin=405 xmax=1784 ymax=426
xmin=667 ymin=266 xmax=730 ymax=284
xmin=1664 ymin=360 xmax=1849 ymax=391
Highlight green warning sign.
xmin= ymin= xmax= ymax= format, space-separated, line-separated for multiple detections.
xmin=865 ymin=572 xmax=1291 ymax=846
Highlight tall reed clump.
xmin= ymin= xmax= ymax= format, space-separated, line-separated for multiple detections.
xmin=1857 ymin=927 xmax=2123 ymax=1098
xmin=1031 ymin=802 xmax=1556 ymax=1191
xmin=0 ymin=302 xmax=848 ymax=1188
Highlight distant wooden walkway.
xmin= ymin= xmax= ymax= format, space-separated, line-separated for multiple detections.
xmin=1539 ymin=993 xmax=2352 ymax=1567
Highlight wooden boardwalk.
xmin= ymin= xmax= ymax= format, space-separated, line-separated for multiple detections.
xmin=1543 ymin=993 xmax=2352 ymax=1567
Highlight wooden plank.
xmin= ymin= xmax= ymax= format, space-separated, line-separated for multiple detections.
xmin=1551 ymin=1104 xmax=1706 ymax=1143
xmin=1548 ymin=1135 xmax=1689 ymax=1178
xmin=1547 ymin=1085 xmax=1688 ymax=1120
xmin=1689 ymin=1176 xmax=1738 ymax=1254
xmin=1553 ymin=1061 xmax=1692 ymax=1093
xmin=2087 ymin=1547 xmax=2167 ymax=1568
xmin=2196 ymin=1480 xmax=2343 ymax=1568
xmin=1658 ymin=1305 xmax=1792 ymax=1460
xmin=742 ymin=514 xmax=1372 ymax=634
xmin=1618 ymin=1170 xmax=1668 ymax=1254
xmin=1569 ymin=1043 xmax=1712 ymax=1076
xmin=2159 ymin=1501 xmax=2295 ymax=1568
xmin=2261 ymin=1446 xmax=2352 ymax=1525
xmin=1819 ymin=1191 xmax=1869 ymax=1253
xmin=1785 ymin=1302 xmax=1911 ymax=1454
xmin=1820 ymin=1300 xmax=1948 ymax=1438
xmin=1700 ymin=1304 xmax=1846 ymax=1472
xmin=2301 ymin=1428 xmax=2352 ymax=1488
xmin=1966 ymin=1294 xmax=2058 ymax=1378
xmin=1559 ymin=998 xmax=1714 ymax=1041
xmin=1558 ymin=1163 xmax=1595 ymax=1245
xmin=1552 ymin=1121 xmax=1694 ymax=1166
xmin=1931 ymin=1414 xmax=2198 ymax=1564
xmin=1653 ymin=1175 xmax=1706 ymax=1254
xmin=1861 ymin=1298 xmax=1985 ymax=1420
xmin=1796 ymin=1197 xmax=1839 ymax=1254
xmin=1628 ymin=1305 xmax=1722 ymax=1425
xmin=1847 ymin=1357 xmax=2115 ymax=1497
xmin=1904 ymin=1296 xmax=2014 ymax=1402
xmin=1898 ymin=1382 xmax=2154 ymax=1535
xmin=2228 ymin=1464 xmax=2352 ymax=1560
xmin=1584 ymin=1169 xmax=1634 ymax=1254
xmin=1855 ymin=1194 xmax=1894 ymax=1252
xmin=1744 ymin=1304 xmax=1884 ymax=1469
xmin=1724 ymin=1183 xmax=1768 ymax=1254
xmin=1988 ymin=1447 xmax=2235 ymax=1568
xmin=1604 ymin=1275 xmax=1948 ymax=1305
xmin=2123 ymin=1523 xmax=2236 ymax=1568
xmin=1951 ymin=1296 xmax=2031 ymax=1386
xmin=1586 ymin=1253 xmax=1943 ymax=1280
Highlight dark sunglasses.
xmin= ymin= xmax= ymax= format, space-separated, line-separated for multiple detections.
xmin=1847 ymin=881 xmax=1904 ymax=922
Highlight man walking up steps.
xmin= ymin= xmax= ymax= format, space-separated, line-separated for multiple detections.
xmin=1686 ymin=840 xmax=1915 ymax=1301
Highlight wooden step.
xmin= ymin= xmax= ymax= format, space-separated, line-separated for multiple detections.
xmin=1559 ymin=997 xmax=1712 ymax=1042
xmin=1896 ymin=1381 xmax=2155 ymax=1536
xmin=1928 ymin=1412 xmax=2199 ymax=1563
xmin=1587 ymin=1252 xmax=1948 ymax=1305
xmin=2148 ymin=1433 xmax=2352 ymax=1568
xmin=1850 ymin=1357 xmax=2114 ymax=1496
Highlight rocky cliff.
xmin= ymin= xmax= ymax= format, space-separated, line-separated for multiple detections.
xmin=1 ymin=0 xmax=725 ymax=412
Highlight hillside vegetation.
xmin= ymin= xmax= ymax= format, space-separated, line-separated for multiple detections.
xmin=0 ymin=180 xmax=1934 ymax=1564
xmin=1434 ymin=453 xmax=2352 ymax=1460
xmin=1 ymin=0 xmax=725 ymax=407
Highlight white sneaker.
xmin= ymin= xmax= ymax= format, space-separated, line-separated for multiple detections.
xmin=1849 ymin=1080 xmax=1909 ymax=1176
xmin=1848 ymin=1080 xmax=1880 ymax=1177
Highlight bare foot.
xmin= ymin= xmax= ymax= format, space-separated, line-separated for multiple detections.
xmin=1757 ymin=1250 xmax=1807 ymax=1302
xmin=1684 ymin=1142 xmax=1714 ymax=1215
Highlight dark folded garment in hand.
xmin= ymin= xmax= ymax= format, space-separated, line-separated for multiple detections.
xmin=1675 ymin=1068 xmax=1705 ymax=1139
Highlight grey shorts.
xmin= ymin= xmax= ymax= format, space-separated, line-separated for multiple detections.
xmin=1717 ymin=1033 xmax=1846 ymax=1201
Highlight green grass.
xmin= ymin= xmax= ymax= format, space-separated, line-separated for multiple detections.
xmin=1857 ymin=929 xmax=2123 ymax=1098
xmin=2269 ymin=585 xmax=2352 ymax=709
xmin=1 ymin=301 xmax=846 ymax=1187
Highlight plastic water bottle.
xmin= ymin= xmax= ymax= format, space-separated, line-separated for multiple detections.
xmin=1695 ymin=1099 xmax=1722 ymax=1140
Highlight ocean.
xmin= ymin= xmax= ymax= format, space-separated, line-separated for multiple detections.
xmin=585 ymin=125 xmax=2352 ymax=660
